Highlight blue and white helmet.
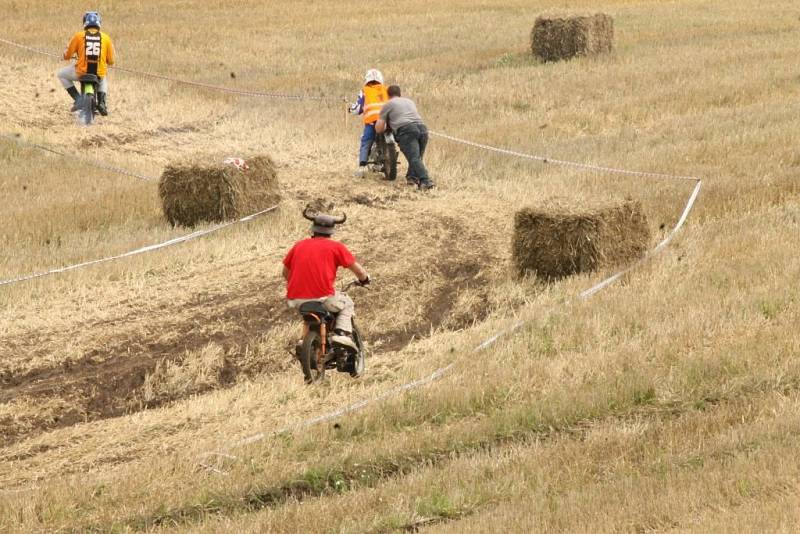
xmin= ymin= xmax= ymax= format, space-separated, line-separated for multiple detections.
xmin=83 ymin=11 xmax=102 ymax=29
xmin=364 ymin=69 xmax=384 ymax=85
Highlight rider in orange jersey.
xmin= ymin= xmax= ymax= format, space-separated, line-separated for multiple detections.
xmin=58 ymin=11 xmax=115 ymax=116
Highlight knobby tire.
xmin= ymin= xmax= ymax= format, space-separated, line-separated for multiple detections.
xmin=384 ymin=142 xmax=398 ymax=181
xmin=81 ymin=94 xmax=95 ymax=126
xmin=350 ymin=323 xmax=366 ymax=377
xmin=300 ymin=330 xmax=325 ymax=384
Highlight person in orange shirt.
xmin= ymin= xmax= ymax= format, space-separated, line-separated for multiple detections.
xmin=58 ymin=12 xmax=115 ymax=116
xmin=348 ymin=69 xmax=388 ymax=177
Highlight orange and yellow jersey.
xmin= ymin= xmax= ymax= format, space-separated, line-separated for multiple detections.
xmin=63 ymin=29 xmax=115 ymax=78
xmin=361 ymin=83 xmax=388 ymax=125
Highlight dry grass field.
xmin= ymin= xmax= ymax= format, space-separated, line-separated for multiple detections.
xmin=1 ymin=0 xmax=800 ymax=531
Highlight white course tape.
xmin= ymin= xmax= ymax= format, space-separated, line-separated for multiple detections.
xmin=580 ymin=180 xmax=702 ymax=299
xmin=2 ymin=31 xmax=703 ymax=475
xmin=1 ymin=133 xmax=154 ymax=182
xmin=205 ymin=171 xmax=702 ymax=460
xmin=0 ymin=206 xmax=279 ymax=287
xmin=0 ymin=37 xmax=343 ymax=102
xmin=429 ymin=130 xmax=700 ymax=181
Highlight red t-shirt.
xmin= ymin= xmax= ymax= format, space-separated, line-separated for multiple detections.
xmin=283 ymin=237 xmax=356 ymax=299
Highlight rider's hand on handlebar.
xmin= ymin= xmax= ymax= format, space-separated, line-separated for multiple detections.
xmin=359 ymin=276 xmax=371 ymax=287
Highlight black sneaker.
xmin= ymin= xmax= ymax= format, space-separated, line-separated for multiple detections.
xmin=406 ymin=176 xmax=419 ymax=186
xmin=96 ymin=93 xmax=108 ymax=116
xmin=418 ymin=180 xmax=435 ymax=190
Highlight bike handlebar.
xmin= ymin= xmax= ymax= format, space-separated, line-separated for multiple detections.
xmin=341 ymin=278 xmax=372 ymax=292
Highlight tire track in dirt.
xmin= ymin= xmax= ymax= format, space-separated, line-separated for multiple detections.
xmin=0 ymin=278 xmax=292 ymax=446
xmin=0 ymin=209 xmax=499 ymax=450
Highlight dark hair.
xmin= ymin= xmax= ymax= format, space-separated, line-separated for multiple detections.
xmin=387 ymin=85 xmax=402 ymax=97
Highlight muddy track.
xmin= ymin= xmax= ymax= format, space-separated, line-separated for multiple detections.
xmin=379 ymin=258 xmax=489 ymax=352
xmin=0 ymin=212 xmax=496 ymax=448
xmin=0 ymin=280 xmax=293 ymax=446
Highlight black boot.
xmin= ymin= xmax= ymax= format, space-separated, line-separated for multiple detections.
xmin=66 ymin=86 xmax=80 ymax=112
xmin=96 ymin=92 xmax=108 ymax=116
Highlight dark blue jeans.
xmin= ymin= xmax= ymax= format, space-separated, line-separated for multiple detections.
xmin=359 ymin=123 xmax=376 ymax=165
xmin=395 ymin=122 xmax=429 ymax=182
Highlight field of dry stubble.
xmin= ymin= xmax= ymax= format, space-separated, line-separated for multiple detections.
xmin=1 ymin=0 xmax=800 ymax=531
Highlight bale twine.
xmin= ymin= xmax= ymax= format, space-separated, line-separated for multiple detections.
xmin=159 ymin=156 xmax=280 ymax=227
xmin=531 ymin=13 xmax=614 ymax=62
xmin=513 ymin=197 xmax=650 ymax=281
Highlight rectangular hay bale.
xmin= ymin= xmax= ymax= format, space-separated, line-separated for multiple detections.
xmin=513 ymin=197 xmax=650 ymax=281
xmin=531 ymin=13 xmax=614 ymax=62
xmin=159 ymin=156 xmax=280 ymax=227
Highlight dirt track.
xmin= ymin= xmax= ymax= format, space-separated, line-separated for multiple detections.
xmin=0 ymin=200 xmax=504 ymax=447
xmin=0 ymin=53 xmax=522 ymax=486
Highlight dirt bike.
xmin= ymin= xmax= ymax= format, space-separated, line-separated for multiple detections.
xmin=295 ymin=280 xmax=368 ymax=384
xmin=367 ymin=132 xmax=398 ymax=181
xmin=77 ymin=74 xmax=99 ymax=126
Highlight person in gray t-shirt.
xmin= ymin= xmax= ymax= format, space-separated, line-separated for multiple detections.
xmin=377 ymin=86 xmax=434 ymax=189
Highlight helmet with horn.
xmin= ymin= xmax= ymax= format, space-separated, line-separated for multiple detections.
xmin=302 ymin=205 xmax=347 ymax=236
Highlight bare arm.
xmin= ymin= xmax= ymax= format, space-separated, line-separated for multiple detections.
xmin=375 ymin=119 xmax=387 ymax=134
xmin=347 ymin=262 xmax=369 ymax=282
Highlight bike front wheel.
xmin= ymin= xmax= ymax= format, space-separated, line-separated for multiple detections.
xmin=384 ymin=142 xmax=398 ymax=181
xmin=350 ymin=323 xmax=366 ymax=377
xmin=300 ymin=330 xmax=326 ymax=384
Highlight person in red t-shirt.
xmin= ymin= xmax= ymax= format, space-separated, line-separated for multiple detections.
xmin=283 ymin=210 xmax=370 ymax=349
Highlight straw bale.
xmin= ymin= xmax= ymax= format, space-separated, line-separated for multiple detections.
xmin=513 ymin=197 xmax=650 ymax=281
xmin=531 ymin=13 xmax=614 ymax=62
xmin=159 ymin=155 xmax=280 ymax=227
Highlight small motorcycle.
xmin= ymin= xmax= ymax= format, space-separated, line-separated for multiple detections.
xmin=295 ymin=280 xmax=368 ymax=384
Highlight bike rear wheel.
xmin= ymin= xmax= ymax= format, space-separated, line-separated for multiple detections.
xmin=300 ymin=330 xmax=326 ymax=384
xmin=80 ymin=92 xmax=96 ymax=126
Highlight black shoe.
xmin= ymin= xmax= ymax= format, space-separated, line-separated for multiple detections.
xmin=406 ymin=176 xmax=419 ymax=186
xmin=66 ymin=86 xmax=81 ymax=112
xmin=96 ymin=92 xmax=108 ymax=116
xmin=418 ymin=180 xmax=435 ymax=190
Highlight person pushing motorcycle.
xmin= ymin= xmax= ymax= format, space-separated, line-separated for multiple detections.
xmin=58 ymin=11 xmax=115 ymax=116
xmin=283 ymin=208 xmax=370 ymax=350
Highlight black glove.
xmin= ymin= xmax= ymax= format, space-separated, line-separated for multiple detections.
xmin=359 ymin=276 xmax=371 ymax=287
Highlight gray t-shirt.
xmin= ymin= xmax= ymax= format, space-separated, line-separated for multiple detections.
xmin=379 ymin=97 xmax=424 ymax=130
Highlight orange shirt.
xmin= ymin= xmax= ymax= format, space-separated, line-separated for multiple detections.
xmin=63 ymin=29 xmax=115 ymax=77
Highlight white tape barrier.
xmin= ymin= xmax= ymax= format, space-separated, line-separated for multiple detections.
xmin=580 ymin=180 xmax=701 ymax=299
xmin=429 ymin=130 xmax=700 ymax=182
xmin=1 ymin=133 xmax=154 ymax=182
xmin=209 ymin=317 xmax=525 ymax=454
xmin=0 ymin=37 xmax=343 ymax=102
xmin=3 ymin=31 xmax=703 ymax=473
xmin=205 ymin=176 xmax=702 ymax=458
xmin=0 ymin=206 xmax=279 ymax=287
